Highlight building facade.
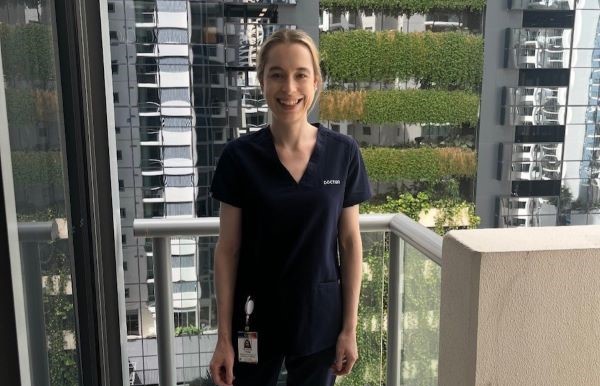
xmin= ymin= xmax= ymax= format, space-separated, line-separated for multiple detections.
xmin=476 ymin=0 xmax=600 ymax=228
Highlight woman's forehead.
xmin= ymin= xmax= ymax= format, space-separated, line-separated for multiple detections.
xmin=264 ymin=42 xmax=314 ymax=70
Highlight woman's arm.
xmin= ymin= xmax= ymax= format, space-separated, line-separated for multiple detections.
xmin=210 ymin=203 xmax=242 ymax=386
xmin=333 ymin=204 xmax=363 ymax=376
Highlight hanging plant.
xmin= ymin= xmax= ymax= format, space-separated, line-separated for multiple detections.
xmin=320 ymin=90 xmax=479 ymax=125
xmin=320 ymin=0 xmax=486 ymax=15
xmin=321 ymin=31 xmax=483 ymax=90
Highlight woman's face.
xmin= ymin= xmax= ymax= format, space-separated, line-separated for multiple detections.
xmin=261 ymin=42 xmax=317 ymax=127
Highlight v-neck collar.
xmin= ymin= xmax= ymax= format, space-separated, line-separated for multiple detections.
xmin=266 ymin=123 xmax=323 ymax=186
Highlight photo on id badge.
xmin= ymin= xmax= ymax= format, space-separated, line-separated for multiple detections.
xmin=237 ymin=331 xmax=258 ymax=363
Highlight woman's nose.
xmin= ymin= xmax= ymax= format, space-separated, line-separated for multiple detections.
xmin=282 ymin=76 xmax=295 ymax=92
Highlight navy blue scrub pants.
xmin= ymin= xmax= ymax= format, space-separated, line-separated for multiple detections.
xmin=233 ymin=346 xmax=336 ymax=386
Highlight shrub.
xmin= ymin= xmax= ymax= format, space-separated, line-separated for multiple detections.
xmin=360 ymin=146 xmax=477 ymax=182
xmin=320 ymin=0 xmax=486 ymax=15
xmin=320 ymin=90 xmax=480 ymax=125
xmin=0 ymin=23 xmax=55 ymax=84
xmin=175 ymin=325 xmax=201 ymax=336
xmin=321 ymin=31 xmax=483 ymax=90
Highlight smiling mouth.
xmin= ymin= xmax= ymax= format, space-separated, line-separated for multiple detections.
xmin=277 ymin=98 xmax=304 ymax=107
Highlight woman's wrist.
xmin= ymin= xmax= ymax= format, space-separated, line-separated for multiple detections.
xmin=340 ymin=325 xmax=357 ymax=336
xmin=217 ymin=330 xmax=233 ymax=343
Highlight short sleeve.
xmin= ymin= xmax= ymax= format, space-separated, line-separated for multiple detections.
xmin=210 ymin=144 xmax=244 ymax=208
xmin=343 ymin=140 xmax=372 ymax=208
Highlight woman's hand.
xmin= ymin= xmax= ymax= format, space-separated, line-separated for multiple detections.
xmin=331 ymin=329 xmax=358 ymax=376
xmin=210 ymin=339 xmax=235 ymax=386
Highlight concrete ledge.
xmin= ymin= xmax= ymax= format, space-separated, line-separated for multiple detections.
xmin=438 ymin=226 xmax=600 ymax=386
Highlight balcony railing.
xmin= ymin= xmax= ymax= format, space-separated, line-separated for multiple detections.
xmin=133 ymin=213 xmax=442 ymax=386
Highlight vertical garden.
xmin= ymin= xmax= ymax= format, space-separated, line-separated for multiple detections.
xmin=317 ymin=1 xmax=485 ymax=385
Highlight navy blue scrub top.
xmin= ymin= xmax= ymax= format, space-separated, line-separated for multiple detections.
xmin=210 ymin=123 xmax=372 ymax=356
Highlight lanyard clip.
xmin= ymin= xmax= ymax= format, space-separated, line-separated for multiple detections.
xmin=244 ymin=296 xmax=254 ymax=331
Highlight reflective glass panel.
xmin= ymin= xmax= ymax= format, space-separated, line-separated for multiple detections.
xmin=0 ymin=0 xmax=83 ymax=384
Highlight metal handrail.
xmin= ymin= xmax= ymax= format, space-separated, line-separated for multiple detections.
xmin=133 ymin=213 xmax=443 ymax=386
xmin=134 ymin=213 xmax=442 ymax=263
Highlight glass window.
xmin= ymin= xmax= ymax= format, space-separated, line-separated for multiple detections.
xmin=174 ymin=311 xmax=196 ymax=328
xmin=147 ymin=283 xmax=155 ymax=302
xmin=1 ymin=4 xmax=83 ymax=383
xmin=332 ymin=10 xmax=342 ymax=24
xmin=522 ymin=10 xmax=575 ymax=28
xmin=173 ymin=255 xmax=195 ymax=268
xmin=147 ymin=256 xmax=154 ymax=280
xmin=163 ymin=146 xmax=191 ymax=160
xmin=126 ymin=311 xmax=139 ymax=335
xmin=174 ymin=282 xmax=197 ymax=293
xmin=509 ymin=0 xmax=575 ymax=10
xmin=166 ymin=202 xmax=193 ymax=216
xmin=164 ymin=174 xmax=194 ymax=187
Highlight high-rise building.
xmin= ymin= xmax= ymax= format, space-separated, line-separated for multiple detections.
xmin=107 ymin=0 xmax=317 ymax=383
xmin=476 ymin=0 xmax=600 ymax=228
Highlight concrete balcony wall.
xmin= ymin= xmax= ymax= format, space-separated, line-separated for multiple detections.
xmin=439 ymin=225 xmax=600 ymax=386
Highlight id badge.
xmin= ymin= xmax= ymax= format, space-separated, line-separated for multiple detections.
xmin=237 ymin=331 xmax=258 ymax=363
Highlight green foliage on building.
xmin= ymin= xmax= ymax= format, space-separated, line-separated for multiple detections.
xmin=320 ymin=90 xmax=480 ymax=125
xmin=4 ymin=88 xmax=37 ymax=127
xmin=43 ymin=241 xmax=80 ymax=386
xmin=0 ymin=23 xmax=55 ymax=84
xmin=11 ymin=150 xmax=63 ymax=186
xmin=320 ymin=0 xmax=486 ymax=14
xmin=360 ymin=146 xmax=476 ymax=182
xmin=321 ymin=31 xmax=483 ymax=90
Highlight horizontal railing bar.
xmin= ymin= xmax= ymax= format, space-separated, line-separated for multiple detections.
xmin=390 ymin=213 xmax=443 ymax=266
xmin=133 ymin=213 xmax=443 ymax=264
xmin=134 ymin=217 xmax=220 ymax=237
xmin=133 ymin=214 xmax=396 ymax=237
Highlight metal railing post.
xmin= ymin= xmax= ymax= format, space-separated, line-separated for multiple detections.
xmin=387 ymin=233 xmax=405 ymax=386
xmin=153 ymin=237 xmax=176 ymax=386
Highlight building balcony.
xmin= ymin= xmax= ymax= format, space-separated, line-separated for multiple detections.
xmin=126 ymin=214 xmax=600 ymax=386
xmin=131 ymin=214 xmax=439 ymax=385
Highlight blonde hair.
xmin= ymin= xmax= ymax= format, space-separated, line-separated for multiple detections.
xmin=256 ymin=29 xmax=323 ymax=112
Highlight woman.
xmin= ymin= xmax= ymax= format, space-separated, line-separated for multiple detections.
xmin=209 ymin=29 xmax=371 ymax=386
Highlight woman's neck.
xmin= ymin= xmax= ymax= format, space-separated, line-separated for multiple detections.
xmin=269 ymin=120 xmax=316 ymax=149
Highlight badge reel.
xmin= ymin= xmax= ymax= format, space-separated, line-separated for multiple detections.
xmin=237 ymin=296 xmax=258 ymax=363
